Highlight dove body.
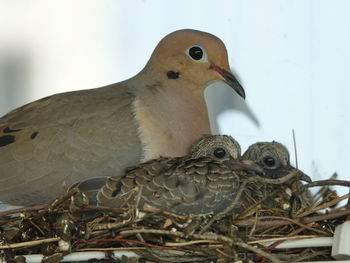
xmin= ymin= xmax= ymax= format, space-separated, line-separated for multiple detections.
xmin=242 ymin=141 xmax=313 ymax=215
xmin=0 ymin=30 xmax=244 ymax=205
xmin=97 ymin=135 xmax=242 ymax=215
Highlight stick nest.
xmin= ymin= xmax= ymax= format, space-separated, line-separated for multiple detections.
xmin=1 ymin=175 xmax=349 ymax=263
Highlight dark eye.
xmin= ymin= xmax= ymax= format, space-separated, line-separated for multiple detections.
xmin=214 ymin=148 xmax=226 ymax=159
xmin=263 ymin=156 xmax=276 ymax=167
xmin=189 ymin=46 xmax=204 ymax=60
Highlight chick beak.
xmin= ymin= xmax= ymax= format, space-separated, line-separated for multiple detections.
xmin=283 ymin=165 xmax=312 ymax=183
xmin=298 ymin=170 xmax=312 ymax=183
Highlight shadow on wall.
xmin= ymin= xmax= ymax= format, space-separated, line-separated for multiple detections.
xmin=205 ymin=82 xmax=259 ymax=133
xmin=0 ymin=49 xmax=31 ymax=116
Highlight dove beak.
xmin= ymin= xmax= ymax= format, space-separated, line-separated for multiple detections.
xmin=298 ymin=170 xmax=312 ymax=183
xmin=210 ymin=64 xmax=246 ymax=99
xmin=284 ymin=166 xmax=312 ymax=183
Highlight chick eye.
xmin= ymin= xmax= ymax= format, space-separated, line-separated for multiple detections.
xmin=188 ymin=45 xmax=204 ymax=61
xmin=263 ymin=156 xmax=276 ymax=167
xmin=214 ymin=148 xmax=226 ymax=159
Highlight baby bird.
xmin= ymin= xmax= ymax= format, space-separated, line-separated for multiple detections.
xmin=243 ymin=141 xmax=311 ymax=182
xmin=97 ymin=135 xmax=244 ymax=215
xmin=242 ymin=141 xmax=312 ymax=215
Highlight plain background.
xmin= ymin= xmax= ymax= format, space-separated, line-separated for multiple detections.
xmin=0 ymin=0 xmax=349 ymax=200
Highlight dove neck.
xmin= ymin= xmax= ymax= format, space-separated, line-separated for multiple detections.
xmin=129 ymin=75 xmax=211 ymax=160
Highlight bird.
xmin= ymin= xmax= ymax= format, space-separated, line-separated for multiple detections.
xmin=242 ymin=141 xmax=311 ymax=183
xmin=241 ymin=141 xmax=313 ymax=215
xmin=0 ymin=29 xmax=245 ymax=206
xmin=96 ymin=135 xmax=246 ymax=215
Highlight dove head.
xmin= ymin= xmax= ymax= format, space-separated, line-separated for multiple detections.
xmin=143 ymin=29 xmax=245 ymax=99
xmin=243 ymin=142 xmax=311 ymax=182
xmin=190 ymin=135 xmax=241 ymax=161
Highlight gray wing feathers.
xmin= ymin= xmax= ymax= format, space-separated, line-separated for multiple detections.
xmin=98 ymin=157 xmax=240 ymax=215
xmin=0 ymin=83 xmax=142 ymax=205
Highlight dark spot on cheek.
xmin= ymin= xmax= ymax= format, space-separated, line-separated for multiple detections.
xmin=3 ymin=127 xmax=22 ymax=133
xmin=0 ymin=135 xmax=15 ymax=147
xmin=30 ymin=131 xmax=39 ymax=140
xmin=167 ymin=71 xmax=180 ymax=79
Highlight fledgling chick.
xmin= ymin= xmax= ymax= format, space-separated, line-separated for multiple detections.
xmin=242 ymin=141 xmax=313 ymax=216
xmin=97 ymin=135 xmax=243 ymax=215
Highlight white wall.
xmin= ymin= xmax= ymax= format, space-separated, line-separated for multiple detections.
xmin=217 ymin=0 xmax=350 ymax=197
xmin=0 ymin=0 xmax=349 ymax=197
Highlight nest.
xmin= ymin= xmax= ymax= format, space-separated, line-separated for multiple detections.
xmin=1 ymin=176 xmax=350 ymax=263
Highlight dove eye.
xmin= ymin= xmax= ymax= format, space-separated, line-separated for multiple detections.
xmin=187 ymin=45 xmax=206 ymax=61
xmin=263 ymin=156 xmax=276 ymax=167
xmin=214 ymin=147 xmax=226 ymax=159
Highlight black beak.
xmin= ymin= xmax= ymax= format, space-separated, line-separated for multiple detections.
xmin=297 ymin=170 xmax=312 ymax=183
xmin=210 ymin=64 xmax=246 ymax=99
xmin=262 ymin=164 xmax=312 ymax=184
xmin=282 ymin=166 xmax=312 ymax=183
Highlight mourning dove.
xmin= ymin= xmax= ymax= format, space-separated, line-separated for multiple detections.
xmin=242 ymin=141 xmax=311 ymax=182
xmin=0 ymin=29 xmax=245 ymax=206
xmin=242 ymin=141 xmax=313 ymax=214
xmin=96 ymin=135 xmax=244 ymax=215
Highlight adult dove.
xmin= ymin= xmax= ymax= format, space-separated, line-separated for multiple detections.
xmin=0 ymin=30 xmax=245 ymax=206
xmin=97 ymin=135 xmax=245 ymax=215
